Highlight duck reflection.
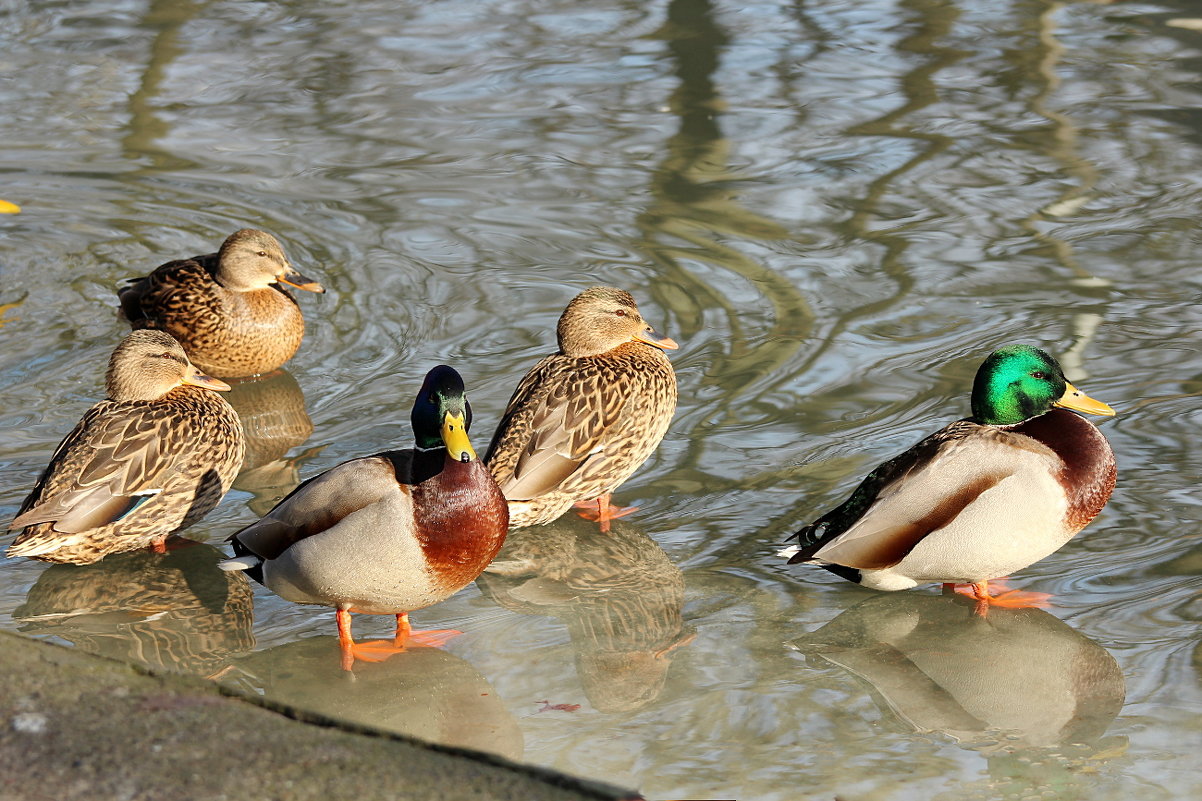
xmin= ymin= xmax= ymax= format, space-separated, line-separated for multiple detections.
xmin=226 ymin=637 xmax=523 ymax=761
xmin=477 ymin=517 xmax=695 ymax=713
xmin=14 ymin=540 xmax=254 ymax=677
xmin=790 ymin=593 xmax=1124 ymax=751
xmin=224 ymin=369 xmax=321 ymax=516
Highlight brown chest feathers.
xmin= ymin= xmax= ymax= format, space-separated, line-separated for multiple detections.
xmin=1011 ymin=408 xmax=1116 ymax=531
xmin=401 ymin=453 xmax=509 ymax=592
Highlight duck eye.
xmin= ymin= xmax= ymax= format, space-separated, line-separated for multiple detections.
xmin=257 ymin=250 xmax=267 ymax=257
xmin=614 ymin=309 xmax=627 ymax=317
xmin=1031 ymin=371 xmax=1047 ymax=380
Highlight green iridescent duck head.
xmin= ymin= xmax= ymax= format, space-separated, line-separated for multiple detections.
xmin=970 ymin=345 xmax=1115 ymax=426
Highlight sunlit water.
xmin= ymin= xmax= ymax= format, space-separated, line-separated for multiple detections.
xmin=3 ymin=0 xmax=1202 ymax=798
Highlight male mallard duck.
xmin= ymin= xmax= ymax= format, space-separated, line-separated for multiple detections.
xmin=118 ymin=229 xmax=325 ymax=377
xmin=219 ymin=365 xmax=509 ymax=671
xmin=484 ymin=286 xmax=679 ymax=531
xmin=6 ymin=330 xmax=245 ymax=565
xmin=780 ymin=345 xmax=1116 ymax=611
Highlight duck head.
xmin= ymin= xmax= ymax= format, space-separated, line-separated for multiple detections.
xmin=106 ymin=330 xmax=230 ymax=401
xmin=411 ymin=365 xmax=476 ymax=462
xmin=970 ymin=344 xmax=1115 ymax=425
xmin=557 ymin=286 xmax=678 ymax=357
xmin=216 ymin=229 xmax=325 ymax=294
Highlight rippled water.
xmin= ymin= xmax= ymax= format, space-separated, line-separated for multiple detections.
xmin=3 ymin=0 xmax=1202 ymax=798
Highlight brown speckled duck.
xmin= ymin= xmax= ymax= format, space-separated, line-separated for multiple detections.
xmin=6 ymin=330 xmax=246 ymax=565
xmin=484 ymin=286 xmax=679 ymax=531
xmin=220 ymin=365 xmax=508 ymax=671
xmin=118 ymin=229 xmax=325 ymax=377
xmin=780 ymin=345 xmax=1116 ymax=613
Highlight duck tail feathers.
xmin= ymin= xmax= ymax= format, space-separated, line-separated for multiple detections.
xmin=218 ymin=554 xmax=261 ymax=572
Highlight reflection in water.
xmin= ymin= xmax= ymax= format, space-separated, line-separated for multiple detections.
xmin=14 ymin=540 xmax=254 ymax=677
xmin=0 ymin=298 xmax=23 ymax=329
xmin=122 ymin=0 xmax=204 ymax=174
xmin=639 ymin=0 xmax=812 ymax=415
xmin=224 ymin=369 xmax=320 ymax=517
xmin=790 ymin=593 xmax=1125 ymax=751
xmin=6 ymin=0 xmax=1202 ymax=796
xmin=227 ymin=637 xmax=523 ymax=761
xmin=478 ymin=517 xmax=694 ymax=713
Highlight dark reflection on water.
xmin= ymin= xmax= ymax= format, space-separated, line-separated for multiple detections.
xmin=4 ymin=0 xmax=1202 ymax=798
xmin=224 ymin=637 xmax=524 ymax=762
xmin=790 ymin=593 xmax=1125 ymax=751
xmin=13 ymin=540 xmax=254 ymax=677
xmin=478 ymin=517 xmax=694 ymax=713
xmin=225 ymin=369 xmax=322 ymax=517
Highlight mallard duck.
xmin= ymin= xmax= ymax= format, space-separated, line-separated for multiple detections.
xmin=219 ymin=365 xmax=509 ymax=671
xmin=6 ymin=330 xmax=246 ymax=565
xmin=118 ymin=229 xmax=325 ymax=377
xmin=484 ymin=286 xmax=679 ymax=531
xmin=780 ymin=345 xmax=1116 ymax=611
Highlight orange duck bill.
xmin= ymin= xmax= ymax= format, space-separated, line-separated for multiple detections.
xmin=633 ymin=327 xmax=678 ymax=350
xmin=181 ymin=365 xmax=231 ymax=391
xmin=277 ymin=266 xmax=326 ymax=293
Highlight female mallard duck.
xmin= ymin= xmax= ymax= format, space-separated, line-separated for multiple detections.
xmin=6 ymin=330 xmax=245 ymax=565
xmin=219 ymin=365 xmax=509 ymax=671
xmin=118 ymin=228 xmax=325 ymax=377
xmin=484 ymin=286 xmax=679 ymax=531
xmin=780 ymin=345 xmax=1116 ymax=611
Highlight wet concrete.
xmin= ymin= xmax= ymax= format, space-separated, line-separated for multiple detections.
xmin=0 ymin=630 xmax=641 ymax=801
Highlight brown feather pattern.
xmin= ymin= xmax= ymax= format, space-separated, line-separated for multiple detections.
xmin=118 ymin=231 xmax=316 ymax=377
xmin=8 ymin=385 xmax=245 ymax=565
xmin=1010 ymin=408 xmax=1116 ymax=530
xmin=486 ymin=341 xmax=677 ymax=527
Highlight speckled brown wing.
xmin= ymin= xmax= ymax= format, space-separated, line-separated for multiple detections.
xmin=8 ymin=387 xmax=245 ymax=564
xmin=118 ymin=255 xmax=226 ymax=344
xmin=119 ymin=253 xmax=305 ymax=377
xmin=485 ymin=342 xmax=677 ymax=526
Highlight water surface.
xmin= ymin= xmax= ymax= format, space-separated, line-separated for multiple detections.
xmin=3 ymin=0 xmax=1202 ymax=798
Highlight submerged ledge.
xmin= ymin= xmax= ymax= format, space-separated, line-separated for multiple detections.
xmin=0 ymin=630 xmax=641 ymax=801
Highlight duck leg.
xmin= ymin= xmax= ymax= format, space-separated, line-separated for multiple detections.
xmin=391 ymin=612 xmax=462 ymax=648
xmin=573 ymin=494 xmax=638 ymax=533
xmin=336 ymin=608 xmax=357 ymax=671
xmin=147 ymin=534 xmax=197 ymax=555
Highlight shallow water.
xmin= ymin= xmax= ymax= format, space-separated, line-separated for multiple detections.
xmin=3 ymin=0 xmax=1202 ymax=798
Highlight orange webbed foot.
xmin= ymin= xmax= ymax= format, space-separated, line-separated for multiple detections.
xmin=148 ymin=535 xmax=197 ymax=555
xmin=348 ymin=629 xmax=462 ymax=662
xmin=946 ymin=579 xmax=1053 ymax=616
xmin=406 ymin=628 xmax=463 ymax=648
xmin=337 ymin=609 xmax=464 ymax=670
xmin=350 ymin=639 xmax=408 ymax=663
xmin=573 ymin=495 xmax=638 ymax=533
